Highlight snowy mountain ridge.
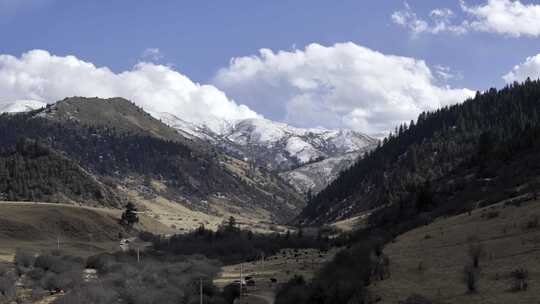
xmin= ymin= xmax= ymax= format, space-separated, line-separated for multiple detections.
xmin=0 ymin=99 xmax=379 ymax=194
xmin=156 ymin=113 xmax=378 ymax=172
xmin=156 ymin=113 xmax=379 ymax=194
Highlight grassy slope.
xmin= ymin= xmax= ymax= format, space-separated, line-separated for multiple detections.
xmin=0 ymin=202 xmax=172 ymax=261
xmin=370 ymin=200 xmax=540 ymax=304
xmin=45 ymin=97 xmax=188 ymax=144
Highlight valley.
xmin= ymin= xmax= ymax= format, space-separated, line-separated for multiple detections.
xmin=2 ymin=64 xmax=540 ymax=304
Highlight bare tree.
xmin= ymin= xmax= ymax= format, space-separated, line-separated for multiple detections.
xmin=463 ymin=264 xmax=480 ymax=293
xmin=463 ymin=241 xmax=485 ymax=294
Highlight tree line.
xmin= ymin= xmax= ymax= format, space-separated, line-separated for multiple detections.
xmin=301 ymin=78 xmax=540 ymax=225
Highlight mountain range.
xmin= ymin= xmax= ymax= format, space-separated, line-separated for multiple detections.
xmin=3 ymin=80 xmax=540 ymax=233
xmin=0 ymin=97 xmax=306 ymax=229
xmin=155 ymin=112 xmax=378 ymax=194
xmin=0 ymin=96 xmax=377 ymax=230
xmin=1 ymin=98 xmax=378 ymax=196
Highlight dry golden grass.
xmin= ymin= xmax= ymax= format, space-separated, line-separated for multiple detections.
xmin=126 ymin=180 xmax=293 ymax=234
xmin=370 ymin=200 xmax=540 ymax=304
xmin=0 ymin=202 xmax=170 ymax=261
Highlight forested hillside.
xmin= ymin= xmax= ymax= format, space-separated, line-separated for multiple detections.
xmin=0 ymin=139 xmax=123 ymax=206
xmin=0 ymin=98 xmax=303 ymax=221
xmin=299 ymin=79 xmax=540 ymax=225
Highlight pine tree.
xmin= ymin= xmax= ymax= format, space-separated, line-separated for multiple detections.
xmin=120 ymin=202 xmax=139 ymax=227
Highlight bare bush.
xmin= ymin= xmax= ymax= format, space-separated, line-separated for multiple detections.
xmin=525 ymin=215 xmax=539 ymax=230
xmin=15 ymin=248 xmax=35 ymax=269
xmin=483 ymin=210 xmax=500 ymax=220
xmin=511 ymin=268 xmax=529 ymax=291
xmin=55 ymin=284 xmax=118 ymax=304
xmin=53 ymin=253 xmax=224 ymax=304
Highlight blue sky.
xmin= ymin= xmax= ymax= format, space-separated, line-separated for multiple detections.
xmin=1 ymin=0 xmax=540 ymax=135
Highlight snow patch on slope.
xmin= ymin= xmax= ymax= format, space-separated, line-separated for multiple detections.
xmin=280 ymin=152 xmax=364 ymax=194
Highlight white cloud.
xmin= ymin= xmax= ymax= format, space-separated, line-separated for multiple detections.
xmin=503 ymin=54 xmax=540 ymax=83
xmin=393 ymin=0 xmax=540 ymax=37
xmin=214 ymin=42 xmax=474 ymax=135
xmin=391 ymin=2 xmax=467 ymax=35
xmin=0 ymin=50 xmax=259 ymax=132
xmin=434 ymin=65 xmax=462 ymax=81
xmin=461 ymin=0 xmax=540 ymax=37
xmin=141 ymin=48 xmax=164 ymax=62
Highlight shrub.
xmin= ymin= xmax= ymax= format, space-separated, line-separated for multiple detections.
xmin=483 ymin=210 xmax=500 ymax=220
xmin=55 ymin=284 xmax=118 ymax=304
xmin=525 ymin=216 xmax=539 ymax=230
xmin=138 ymin=231 xmax=154 ymax=242
xmin=34 ymin=254 xmax=58 ymax=272
xmin=55 ymin=253 xmax=225 ymax=304
xmin=15 ymin=248 xmax=35 ymax=269
xmin=0 ymin=271 xmax=17 ymax=300
xmin=40 ymin=272 xmax=60 ymax=291
xmin=35 ymin=254 xmax=82 ymax=275
xmin=86 ymin=253 xmax=116 ymax=273
xmin=275 ymin=276 xmax=309 ymax=304
xmin=510 ymin=268 xmax=529 ymax=291
xmin=27 ymin=268 xmax=46 ymax=282
xmin=222 ymin=284 xmax=240 ymax=304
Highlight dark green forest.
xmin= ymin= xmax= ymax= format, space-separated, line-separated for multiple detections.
xmin=149 ymin=220 xmax=330 ymax=264
xmin=300 ymin=79 xmax=540 ymax=225
xmin=0 ymin=139 xmax=122 ymax=206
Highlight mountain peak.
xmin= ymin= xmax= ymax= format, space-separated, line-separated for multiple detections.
xmin=38 ymin=96 xmax=188 ymax=143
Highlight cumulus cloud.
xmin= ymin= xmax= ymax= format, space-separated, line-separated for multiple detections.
xmin=393 ymin=0 xmax=540 ymax=37
xmin=461 ymin=0 xmax=540 ymax=37
xmin=0 ymin=50 xmax=259 ymax=132
xmin=214 ymin=42 xmax=475 ymax=135
xmin=503 ymin=54 xmax=540 ymax=83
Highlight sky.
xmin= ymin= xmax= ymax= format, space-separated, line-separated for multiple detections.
xmin=1 ymin=0 xmax=540 ymax=136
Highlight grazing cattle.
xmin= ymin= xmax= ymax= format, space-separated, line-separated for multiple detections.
xmin=270 ymin=278 xmax=277 ymax=284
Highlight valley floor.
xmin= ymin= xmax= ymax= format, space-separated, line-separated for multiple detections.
xmin=215 ymin=248 xmax=339 ymax=304
xmin=370 ymin=199 xmax=540 ymax=304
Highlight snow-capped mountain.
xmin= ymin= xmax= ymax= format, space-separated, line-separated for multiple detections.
xmin=279 ymin=152 xmax=364 ymax=195
xmin=220 ymin=118 xmax=377 ymax=170
xmin=0 ymin=99 xmax=378 ymax=194
xmin=155 ymin=113 xmax=379 ymax=193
